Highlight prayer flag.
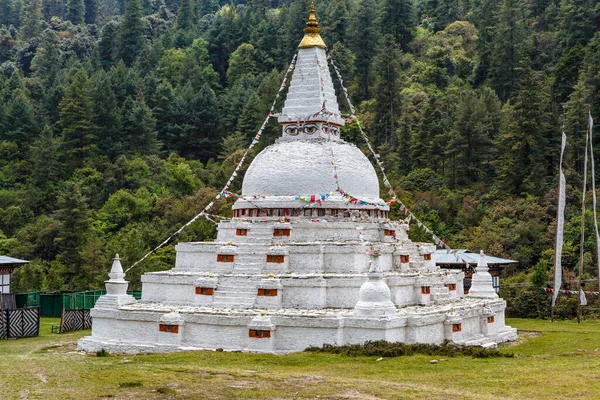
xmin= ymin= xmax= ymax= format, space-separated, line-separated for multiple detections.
xmin=553 ymin=131 xmax=567 ymax=307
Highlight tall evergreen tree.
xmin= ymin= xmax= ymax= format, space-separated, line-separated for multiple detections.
xmin=31 ymin=30 xmax=62 ymax=86
xmin=66 ymin=0 xmax=86 ymax=25
xmin=1 ymin=88 xmax=36 ymax=148
xmin=493 ymin=64 xmax=553 ymax=195
xmin=92 ymin=71 xmax=122 ymax=159
xmin=372 ymin=34 xmax=402 ymax=145
xmin=122 ymin=94 xmax=160 ymax=156
xmin=176 ymin=0 xmax=195 ymax=32
xmin=488 ymin=0 xmax=526 ymax=101
xmin=350 ymin=0 xmax=379 ymax=101
xmin=59 ymin=69 xmax=96 ymax=168
xmin=84 ymin=0 xmax=97 ymax=25
xmin=557 ymin=0 xmax=597 ymax=49
xmin=378 ymin=0 xmax=414 ymax=51
xmin=117 ymin=0 xmax=146 ymax=67
xmin=19 ymin=0 xmax=43 ymax=41
xmin=54 ymin=182 xmax=90 ymax=290
xmin=97 ymin=21 xmax=119 ymax=70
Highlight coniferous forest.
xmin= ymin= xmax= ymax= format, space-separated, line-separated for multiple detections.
xmin=0 ymin=0 xmax=599 ymax=294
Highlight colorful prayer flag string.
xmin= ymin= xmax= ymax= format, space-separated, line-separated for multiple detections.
xmin=125 ymin=54 xmax=298 ymax=273
xmin=327 ymin=53 xmax=451 ymax=251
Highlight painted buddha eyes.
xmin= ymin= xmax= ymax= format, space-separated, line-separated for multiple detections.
xmin=304 ymin=124 xmax=318 ymax=134
xmin=284 ymin=124 xmax=339 ymax=136
xmin=321 ymin=126 xmax=340 ymax=136
xmin=285 ymin=125 xmax=300 ymax=135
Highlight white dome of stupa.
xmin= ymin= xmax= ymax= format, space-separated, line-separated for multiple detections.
xmin=242 ymin=139 xmax=381 ymax=201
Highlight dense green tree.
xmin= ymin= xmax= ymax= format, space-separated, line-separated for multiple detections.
xmin=18 ymin=0 xmax=42 ymax=41
xmin=92 ymin=70 xmax=122 ymax=159
xmin=446 ymin=88 xmax=501 ymax=186
xmin=372 ymin=35 xmax=403 ymax=145
xmin=66 ymin=0 xmax=86 ymax=24
xmin=54 ymin=182 xmax=90 ymax=289
xmin=97 ymin=20 xmax=119 ymax=69
xmin=488 ymin=0 xmax=527 ymax=101
xmin=226 ymin=43 xmax=258 ymax=85
xmin=59 ymin=69 xmax=96 ymax=168
xmin=557 ymin=0 xmax=597 ymax=49
xmin=206 ymin=5 xmax=243 ymax=82
xmin=122 ymin=94 xmax=160 ymax=155
xmin=350 ymin=0 xmax=379 ymax=101
xmin=84 ymin=0 xmax=97 ymax=24
xmin=378 ymin=0 xmax=414 ymax=51
xmin=30 ymin=30 xmax=62 ymax=86
xmin=322 ymin=0 xmax=349 ymax=45
xmin=117 ymin=0 xmax=146 ymax=66
xmin=494 ymin=64 xmax=553 ymax=196
xmin=28 ymin=125 xmax=62 ymax=194
xmin=1 ymin=88 xmax=36 ymax=148
xmin=552 ymin=43 xmax=585 ymax=104
xmin=175 ymin=0 xmax=195 ymax=32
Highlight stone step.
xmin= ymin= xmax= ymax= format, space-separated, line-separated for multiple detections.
xmin=214 ymin=290 xmax=256 ymax=297
xmin=212 ymin=300 xmax=255 ymax=309
xmin=216 ymin=285 xmax=257 ymax=292
xmin=213 ymin=294 xmax=256 ymax=302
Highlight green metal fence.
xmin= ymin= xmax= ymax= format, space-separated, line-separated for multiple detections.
xmin=15 ymin=290 xmax=142 ymax=317
xmin=15 ymin=291 xmax=42 ymax=308
xmin=62 ymin=290 xmax=142 ymax=310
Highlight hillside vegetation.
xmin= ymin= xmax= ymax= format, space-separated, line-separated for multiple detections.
xmin=0 ymin=0 xmax=599 ymax=292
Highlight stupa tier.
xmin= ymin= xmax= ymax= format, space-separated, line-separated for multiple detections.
xmin=79 ymin=6 xmax=516 ymax=354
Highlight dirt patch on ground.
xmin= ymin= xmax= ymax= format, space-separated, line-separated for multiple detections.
xmin=501 ymin=330 xmax=542 ymax=348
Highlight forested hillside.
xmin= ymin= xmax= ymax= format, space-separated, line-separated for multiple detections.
xmin=0 ymin=0 xmax=599 ymax=292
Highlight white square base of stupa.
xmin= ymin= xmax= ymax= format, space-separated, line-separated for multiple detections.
xmin=78 ymin=298 xmax=517 ymax=354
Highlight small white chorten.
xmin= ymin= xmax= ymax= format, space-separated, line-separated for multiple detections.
xmin=468 ymin=251 xmax=499 ymax=299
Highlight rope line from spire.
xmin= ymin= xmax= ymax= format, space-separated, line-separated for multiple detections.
xmin=327 ymin=53 xmax=451 ymax=251
xmin=124 ymin=53 xmax=298 ymax=273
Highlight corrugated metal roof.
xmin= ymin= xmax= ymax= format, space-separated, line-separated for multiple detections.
xmin=433 ymin=250 xmax=517 ymax=266
xmin=0 ymin=256 xmax=30 ymax=265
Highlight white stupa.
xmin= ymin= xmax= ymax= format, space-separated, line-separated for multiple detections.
xmin=79 ymin=7 xmax=516 ymax=354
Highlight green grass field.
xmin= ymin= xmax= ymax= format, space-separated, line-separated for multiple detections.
xmin=1 ymin=318 xmax=600 ymax=399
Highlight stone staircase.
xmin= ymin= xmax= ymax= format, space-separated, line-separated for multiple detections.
xmin=211 ymin=275 xmax=260 ymax=309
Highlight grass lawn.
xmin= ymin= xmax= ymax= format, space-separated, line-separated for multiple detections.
xmin=1 ymin=317 xmax=600 ymax=399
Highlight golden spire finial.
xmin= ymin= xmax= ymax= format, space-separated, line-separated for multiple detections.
xmin=298 ymin=3 xmax=326 ymax=49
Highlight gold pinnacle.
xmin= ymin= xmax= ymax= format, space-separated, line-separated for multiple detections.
xmin=298 ymin=3 xmax=326 ymax=49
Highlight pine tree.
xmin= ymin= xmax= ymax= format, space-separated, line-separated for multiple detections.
xmin=59 ymin=69 xmax=96 ymax=168
xmin=322 ymin=0 xmax=348 ymax=45
xmin=488 ymin=0 xmax=526 ymax=101
xmin=117 ymin=0 xmax=146 ymax=67
xmin=378 ymin=0 xmax=414 ymax=51
xmin=123 ymin=94 xmax=160 ymax=156
xmin=493 ymin=63 xmax=553 ymax=195
xmin=28 ymin=125 xmax=61 ymax=190
xmin=19 ymin=0 xmax=42 ymax=41
xmin=55 ymin=182 xmax=90 ymax=290
xmin=97 ymin=21 xmax=119 ymax=69
xmin=350 ymin=0 xmax=379 ymax=101
xmin=31 ymin=30 xmax=61 ymax=86
xmin=1 ymin=88 xmax=36 ymax=148
xmin=176 ymin=0 xmax=195 ymax=32
xmin=84 ymin=0 xmax=97 ymax=25
xmin=558 ymin=0 xmax=597 ymax=49
xmin=66 ymin=0 xmax=86 ymax=25
xmin=372 ymin=35 xmax=402 ymax=145
xmin=92 ymin=71 xmax=122 ymax=159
